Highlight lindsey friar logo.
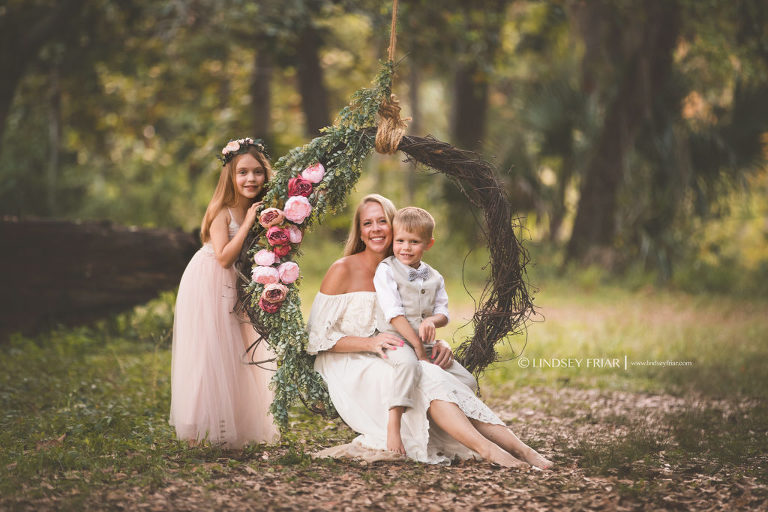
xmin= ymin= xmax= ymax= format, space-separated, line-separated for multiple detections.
xmin=518 ymin=356 xmax=627 ymax=370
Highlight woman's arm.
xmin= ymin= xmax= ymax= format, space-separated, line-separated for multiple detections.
xmin=330 ymin=333 xmax=403 ymax=358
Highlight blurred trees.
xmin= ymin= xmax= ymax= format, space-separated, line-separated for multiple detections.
xmin=1 ymin=0 xmax=767 ymax=290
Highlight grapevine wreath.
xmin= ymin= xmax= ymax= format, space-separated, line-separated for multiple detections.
xmin=234 ymin=5 xmax=534 ymax=427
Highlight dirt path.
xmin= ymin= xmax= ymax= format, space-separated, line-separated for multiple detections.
xmin=12 ymin=386 xmax=763 ymax=511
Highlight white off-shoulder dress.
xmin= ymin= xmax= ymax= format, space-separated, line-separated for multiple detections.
xmin=307 ymin=291 xmax=505 ymax=464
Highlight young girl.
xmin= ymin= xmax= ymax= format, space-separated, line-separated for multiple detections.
xmin=169 ymin=138 xmax=280 ymax=448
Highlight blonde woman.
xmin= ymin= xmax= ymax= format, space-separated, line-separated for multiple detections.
xmin=307 ymin=194 xmax=552 ymax=468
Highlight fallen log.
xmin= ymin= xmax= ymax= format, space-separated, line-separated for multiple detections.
xmin=0 ymin=217 xmax=198 ymax=340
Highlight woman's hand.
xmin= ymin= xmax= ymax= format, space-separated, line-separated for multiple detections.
xmin=430 ymin=339 xmax=454 ymax=369
xmin=243 ymin=201 xmax=263 ymax=229
xmin=370 ymin=333 xmax=404 ymax=359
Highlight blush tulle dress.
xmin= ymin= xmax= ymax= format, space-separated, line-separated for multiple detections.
xmin=169 ymin=210 xmax=279 ymax=447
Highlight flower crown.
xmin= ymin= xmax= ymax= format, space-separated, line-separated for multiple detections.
xmin=219 ymin=137 xmax=267 ymax=165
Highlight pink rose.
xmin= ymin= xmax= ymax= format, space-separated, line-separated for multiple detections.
xmin=223 ymin=140 xmax=240 ymax=155
xmin=283 ymin=196 xmax=312 ymax=224
xmin=288 ymin=177 xmax=314 ymax=197
xmin=301 ymin=163 xmax=325 ymax=183
xmin=261 ymin=283 xmax=289 ymax=303
xmin=273 ymin=244 xmax=291 ymax=257
xmin=286 ymin=224 xmax=303 ymax=244
xmin=252 ymin=266 xmax=280 ymax=284
xmin=253 ymin=249 xmax=279 ymax=266
xmin=278 ymin=262 xmax=300 ymax=284
xmin=266 ymin=226 xmax=290 ymax=246
xmin=259 ymin=296 xmax=282 ymax=314
xmin=259 ymin=208 xmax=285 ymax=229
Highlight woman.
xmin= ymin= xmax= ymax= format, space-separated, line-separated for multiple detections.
xmin=307 ymin=194 xmax=551 ymax=468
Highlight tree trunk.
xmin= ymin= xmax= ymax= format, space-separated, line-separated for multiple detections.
xmin=566 ymin=0 xmax=681 ymax=264
xmin=47 ymin=62 xmax=61 ymax=216
xmin=0 ymin=218 xmax=198 ymax=341
xmin=296 ymin=24 xmax=330 ymax=136
xmin=0 ymin=0 xmax=86 ymax=157
xmin=451 ymin=61 xmax=489 ymax=152
xmin=406 ymin=64 xmax=421 ymax=203
xmin=445 ymin=1 xmax=506 ymax=241
xmin=251 ymin=48 xmax=273 ymax=143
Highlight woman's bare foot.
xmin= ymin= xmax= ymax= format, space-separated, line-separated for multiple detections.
xmin=525 ymin=449 xmax=554 ymax=470
xmin=483 ymin=442 xmax=527 ymax=469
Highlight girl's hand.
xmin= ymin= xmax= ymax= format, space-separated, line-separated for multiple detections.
xmin=430 ymin=339 xmax=454 ymax=369
xmin=243 ymin=201 xmax=263 ymax=229
xmin=370 ymin=333 xmax=404 ymax=359
xmin=419 ymin=319 xmax=436 ymax=344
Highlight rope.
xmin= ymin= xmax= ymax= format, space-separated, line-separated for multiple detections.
xmin=377 ymin=0 xmax=408 ymax=155
xmin=387 ymin=0 xmax=399 ymax=62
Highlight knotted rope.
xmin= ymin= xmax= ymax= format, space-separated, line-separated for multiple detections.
xmin=375 ymin=94 xmax=409 ymax=155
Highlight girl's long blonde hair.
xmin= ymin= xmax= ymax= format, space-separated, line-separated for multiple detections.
xmin=200 ymin=148 xmax=273 ymax=243
xmin=343 ymin=194 xmax=397 ymax=256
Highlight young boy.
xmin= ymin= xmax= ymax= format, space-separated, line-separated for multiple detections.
xmin=373 ymin=207 xmax=452 ymax=455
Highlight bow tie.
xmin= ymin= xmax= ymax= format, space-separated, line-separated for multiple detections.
xmin=408 ymin=266 xmax=430 ymax=281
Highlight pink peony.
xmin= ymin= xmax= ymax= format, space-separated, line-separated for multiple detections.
xmin=259 ymin=208 xmax=285 ymax=229
xmin=273 ymin=244 xmax=291 ymax=257
xmin=288 ymin=177 xmax=314 ymax=197
xmin=286 ymin=224 xmax=303 ymax=244
xmin=283 ymin=196 xmax=312 ymax=224
xmin=301 ymin=163 xmax=325 ymax=183
xmin=259 ymin=296 xmax=282 ymax=314
xmin=253 ymin=249 xmax=279 ymax=266
xmin=266 ymin=226 xmax=290 ymax=246
xmin=261 ymin=283 xmax=289 ymax=303
xmin=278 ymin=261 xmax=300 ymax=284
xmin=252 ymin=266 xmax=279 ymax=284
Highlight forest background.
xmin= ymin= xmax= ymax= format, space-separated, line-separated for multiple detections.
xmin=3 ymin=0 xmax=768 ymax=295
xmin=3 ymin=1 xmax=768 ymax=509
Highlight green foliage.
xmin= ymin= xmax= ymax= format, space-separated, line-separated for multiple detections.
xmin=2 ymin=0 xmax=767 ymax=294
xmin=246 ymin=61 xmax=394 ymax=427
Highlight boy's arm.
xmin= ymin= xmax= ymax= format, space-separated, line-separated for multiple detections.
xmin=420 ymin=272 xmax=449 ymax=342
xmin=389 ymin=316 xmax=428 ymax=360
xmin=418 ymin=313 xmax=447 ymax=345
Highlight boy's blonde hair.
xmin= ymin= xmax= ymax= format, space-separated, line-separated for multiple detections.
xmin=393 ymin=207 xmax=435 ymax=240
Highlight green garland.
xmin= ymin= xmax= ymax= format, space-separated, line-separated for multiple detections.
xmin=244 ymin=61 xmax=394 ymax=427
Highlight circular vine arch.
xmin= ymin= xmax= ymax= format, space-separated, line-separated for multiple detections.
xmin=234 ymin=63 xmax=534 ymax=426
xmin=394 ymin=134 xmax=534 ymax=374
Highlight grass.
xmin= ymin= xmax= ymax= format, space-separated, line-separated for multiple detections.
xmin=2 ymin=239 xmax=768 ymax=507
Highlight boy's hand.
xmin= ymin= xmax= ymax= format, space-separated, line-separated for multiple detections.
xmin=419 ymin=319 xmax=436 ymax=344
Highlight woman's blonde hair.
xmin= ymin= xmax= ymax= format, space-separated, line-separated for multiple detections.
xmin=343 ymin=193 xmax=397 ymax=256
xmin=200 ymin=148 xmax=273 ymax=243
